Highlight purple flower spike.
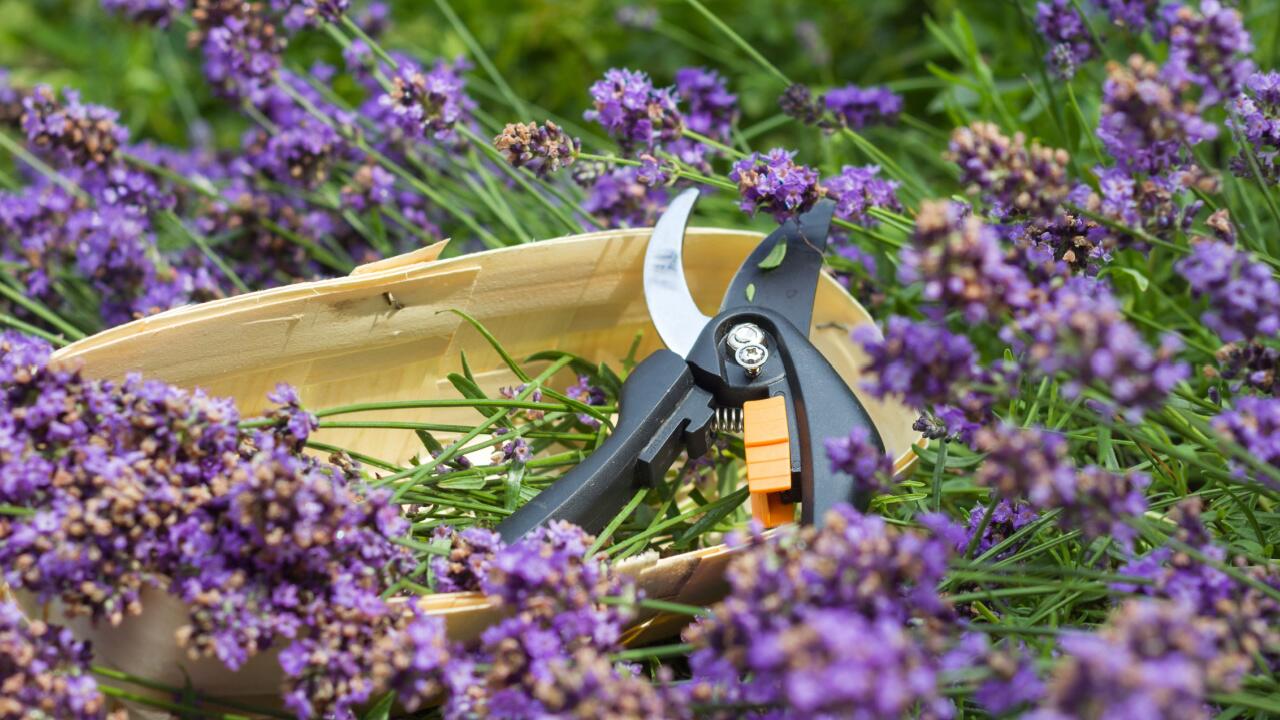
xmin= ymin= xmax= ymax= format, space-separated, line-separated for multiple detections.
xmin=684 ymin=506 xmax=953 ymax=719
xmin=822 ymin=164 xmax=901 ymax=227
xmin=674 ymin=66 xmax=738 ymax=142
xmin=0 ymin=601 xmax=118 ymax=719
xmin=856 ymin=316 xmax=1007 ymax=442
xmin=102 ymin=0 xmax=183 ymax=26
xmin=580 ymin=165 xmax=668 ymax=228
xmin=1035 ymin=600 xmax=1247 ymax=718
xmin=1162 ymin=0 xmax=1254 ymax=109
xmin=584 ymin=68 xmax=684 ymax=155
xmin=823 ymin=84 xmax=902 ymax=129
xmin=1213 ymin=396 xmax=1280 ymax=489
xmin=1003 ymin=276 xmax=1188 ymax=419
xmin=1177 ymin=239 xmax=1280 ymax=342
xmin=494 ymin=121 xmax=580 ymax=177
xmin=1098 ymin=55 xmax=1218 ymax=174
xmin=948 ymin=122 xmax=1072 ymax=222
xmin=1230 ymin=71 xmax=1280 ymax=184
xmin=825 ymin=425 xmax=895 ymax=496
xmin=379 ymin=59 xmax=473 ymax=142
xmin=729 ymin=148 xmax=824 ymax=221
xmin=1036 ymin=0 xmax=1096 ymax=78
xmin=899 ymin=199 xmax=1032 ymax=322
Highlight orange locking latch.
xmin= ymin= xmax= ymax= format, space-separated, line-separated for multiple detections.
xmin=742 ymin=395 xmax=793 ymax=527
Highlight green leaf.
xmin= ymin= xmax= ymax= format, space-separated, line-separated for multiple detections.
xmin=447 ymin=372 xmax=507 ymax=422
xmin=505 ymin=461 xmax=526 ymax=510
xmin=757 ymin=241 xmax=787 ymax=270
xmin=745 ymin=283 xmax=756 ymax=303
xmin=1102 ymin=266 xmax=1150 ymax=292
xmin=361 ymin=692 xmax=395 ymax=720
xmin=439 ymin=474 xmax=486 ymax=490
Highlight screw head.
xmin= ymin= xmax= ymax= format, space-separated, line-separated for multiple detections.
xmin=735 ymin=343 xmax=769 ymax=376
xmin=726 ymin=323 xmax=765 ymax=352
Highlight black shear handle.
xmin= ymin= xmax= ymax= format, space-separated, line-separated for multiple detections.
xmin=496 ymin=350 xmax=714 ymax=543
xmin=768 ymin=315 xmax=884 ymax=523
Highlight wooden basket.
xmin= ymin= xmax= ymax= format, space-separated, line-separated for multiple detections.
xmin=31 ymin=226 xmax=920 ymax=700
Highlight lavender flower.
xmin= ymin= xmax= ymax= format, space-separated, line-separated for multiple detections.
xmin=1093 ymin=0 xmax=1160 ymax=30
xmin=1176 ymin=238 xmax=1280 ymax=342
xmin=825 ymin=425 xmax=894 ymax=496
xmin=1162 ymin=0 xmax=1253 ymax=108
xmin=729 ymin=148 xmax=824 ymax=221
xmin=822 ymin=164 xmax=900 ymax=227
xmin=856 ymin=316 xmax=1007 ymax=441
xmin=340 ymin=162 xmax=396 ymax=210
xmin=566 ymin=374 xmax=607 ymax=428
xmin=824 ymin=84 xmax=902 ymax=129
xmin=948 ymin=122 xmax=1072 ymax=221
xmin=1036 ymin=0 xmax=1096 ymax=78
xmin=1033 ymin=600 xmax=1247 ymax=719
xmin=1230 ymin=71 xmax=1280 ymax=184
xmin=493 ymin=121 xmax=580 ymax=177
xmin=584 ymin=68 xmax=684 ymax=155
xmin=674 ymin=67 xmax=738 ymax=142
xmin=684 ymin=506 xmax=953 ymax=718
xmin=580 ymin=166 xmax=668 ymax=228
xmin=1212 ymin=341 xmax=1280 ymax=396
xmin=21 ymin=85 xmax=126 ymax=167
xmin=1003 ymin=276 xmax=1188 ymax=419
xmin=0 ymin=601 xmax=120 ymax=720
xmin=952 ymin=499 xmax=1040 ymax=558
xmin=976 ymin=424 xmax=1149 ymax=545
xmin=242 ymin=117 xmax=343 ymax=189
xmin=1092 ymin=164 xmax=1213 ymax=241
xmin=101 ymin=0 xmax=183 ymax=26
xmin=898 ymin=199 xmax=1032 ymax=322
xmin=189 ymin=0 xmax=287 ymax=101
xmin=1098 ymin=54 xmax=1218 ymax=174
xmin=778 ymin=83 xmax=826 ymax=126
xmin=282 ymin=0 xmax=350 ymax=30
xmin=431 ymin=526 xmax=505 ymax=593
xmin=1213 ymin=396 xmax=1280 ymax=487
xmin=445 ymin=522 xmax=641 ymax=718
xmin=378 ymin=58 xmax=473 ymax=142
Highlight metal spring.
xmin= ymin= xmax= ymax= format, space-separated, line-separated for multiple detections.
xmin=712 ymin=406 xmax=743 ymax=434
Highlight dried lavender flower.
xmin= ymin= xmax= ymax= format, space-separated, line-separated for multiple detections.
xmin=948 ymin=122 xmax=1072 ymax=221
xmin=21 ymin=85 xmax=126 ymax=167
xmin=494 ymin=121 xmax=581 ymax=177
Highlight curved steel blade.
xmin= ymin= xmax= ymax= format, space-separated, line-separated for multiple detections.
xmin=643 ymin=188 xmax=710 ymax=357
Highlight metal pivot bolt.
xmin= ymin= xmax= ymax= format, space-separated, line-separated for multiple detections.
xmin=726 ymin=322 xmax=765 ymax=351
xmin=735 ymin=343 xmax=769 ymax=376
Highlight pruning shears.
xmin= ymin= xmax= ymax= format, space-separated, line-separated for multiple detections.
xmin=496 ymin=188 xmax=883 ymax=542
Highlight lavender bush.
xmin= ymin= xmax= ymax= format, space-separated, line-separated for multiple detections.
xmin=0 ymin=0 xmax=1278 ymax=717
